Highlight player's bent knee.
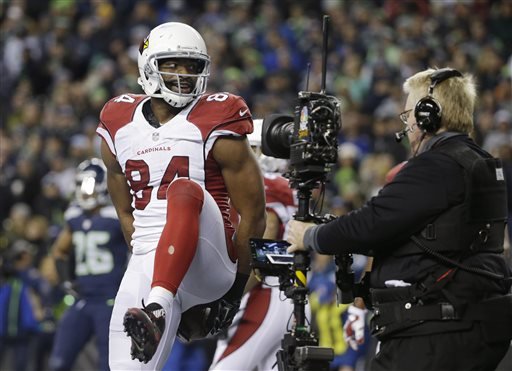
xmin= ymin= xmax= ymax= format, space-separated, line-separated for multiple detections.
xmin=167 ymin=178 xmax=204 ymax=201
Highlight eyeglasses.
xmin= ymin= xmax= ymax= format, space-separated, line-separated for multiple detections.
xmin=399 ymin=109 xmax=413 ymax=126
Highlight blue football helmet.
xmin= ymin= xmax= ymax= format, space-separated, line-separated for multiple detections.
xmin=75 ymin=158 xmax=108 ymax=210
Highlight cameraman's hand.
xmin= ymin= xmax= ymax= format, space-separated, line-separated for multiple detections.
xmin=343 ymin=305 xmax=367 ymax=351
xmin=286 ymin=220 xmax=315 ymax=253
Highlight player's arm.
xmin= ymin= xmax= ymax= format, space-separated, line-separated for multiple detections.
xmin=40 ymin=225 xmax=73 ymax=285
xmin=214 ymin=136 xmax=266 ymax=275
xmin=51 ymin=225 xmax=73 ymax=259
xmin=263 ymin=211 xmax=280 ymax=239
xmin=101 ymin=139 xmax=135 ymax=249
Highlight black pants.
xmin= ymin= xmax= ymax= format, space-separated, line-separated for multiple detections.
xmin=370 ymin=323 xmax=510 ymax=371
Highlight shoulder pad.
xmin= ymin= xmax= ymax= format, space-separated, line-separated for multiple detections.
xmin=64 ymin=205 xmax=82 ymax=222
xmin=188 ymin=93 xmax=253 ymax=140
xmin=98 ymin=94 xmax=147 ymax=139
xmin=264 ymin=175 xmax=295 ymax=206
xmin=99 ymin=205 xmax=119 ymax=219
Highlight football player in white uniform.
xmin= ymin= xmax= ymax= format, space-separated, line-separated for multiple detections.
xmin=96 ymin=22 xmax=266 ymax=370
xmin=210 ymin=119 xmax=304 ymax=371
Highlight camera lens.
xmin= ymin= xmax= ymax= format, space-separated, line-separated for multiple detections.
xmin=261 ymin=114 xmax=294 ymax=159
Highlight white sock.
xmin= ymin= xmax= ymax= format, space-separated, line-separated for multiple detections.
xmin=147 ymin=286 xmax=175 ymax=314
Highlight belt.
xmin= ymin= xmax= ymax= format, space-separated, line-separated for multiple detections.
xmin=371 ymin=294 xmax=512 ymax=339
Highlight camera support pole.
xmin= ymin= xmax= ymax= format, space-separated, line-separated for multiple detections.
xmin=293 ymin=187 xmax=313 ymax=333
xmin=275 ymin=186 xmax=333 ymax=371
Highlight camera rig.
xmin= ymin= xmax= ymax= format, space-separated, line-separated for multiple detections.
xmin=255 ymin=15 xmax=362 ymax=371
xmin=275 ymin=249 xmax=333 ymax=371
xmin=261 ymin=91 xmax=340 ymax=191
xmin=250 ymin=204 xmax=335 ymax=371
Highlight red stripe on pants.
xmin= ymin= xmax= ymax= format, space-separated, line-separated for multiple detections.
xmin=219 ymin=285 xmax=272 ymax=361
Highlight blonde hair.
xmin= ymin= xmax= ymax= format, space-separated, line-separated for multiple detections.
xmin=403 ymin=68 xmax=476 ymax=133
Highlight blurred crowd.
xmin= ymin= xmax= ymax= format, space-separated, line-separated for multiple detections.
xmin=1 ymin=0 xmax=511 ymax=370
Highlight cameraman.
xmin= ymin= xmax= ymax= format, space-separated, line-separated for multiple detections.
xmin=287 ymin=68 xmax=512 ymax=371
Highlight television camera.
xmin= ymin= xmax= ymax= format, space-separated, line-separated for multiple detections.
xmin=248 ymin=15 xmax=362 ymax=371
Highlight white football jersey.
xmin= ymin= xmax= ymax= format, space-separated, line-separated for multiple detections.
xmin=97 ymin=92 xmax=252 ymax=254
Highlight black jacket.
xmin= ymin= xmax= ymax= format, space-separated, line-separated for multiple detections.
xmin=310 ymin=134 xmax=511 ymax=303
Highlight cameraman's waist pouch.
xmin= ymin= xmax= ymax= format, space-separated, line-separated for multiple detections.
xmin=370 ymin=289 xmax=512 ymax=342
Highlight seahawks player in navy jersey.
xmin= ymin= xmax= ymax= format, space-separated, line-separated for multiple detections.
xmin=48 ymin=159 xmax=128 ymax=371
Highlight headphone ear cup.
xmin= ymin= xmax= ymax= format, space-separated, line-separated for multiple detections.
xmin=414 ymin=97 xmax=442 ymax=133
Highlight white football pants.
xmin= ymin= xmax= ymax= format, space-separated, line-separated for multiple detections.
xmin=109 ymin=189 xmax=237 ymax=370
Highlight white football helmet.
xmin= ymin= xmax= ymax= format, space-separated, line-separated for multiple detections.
xmin=138 ymin=22 xmax=210 ymax=108
xmin=248 ymin=119 xmax=288 ymax=173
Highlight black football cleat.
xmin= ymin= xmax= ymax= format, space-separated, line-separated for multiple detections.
xmin=123 ymin=304 xmax=165 ymax=364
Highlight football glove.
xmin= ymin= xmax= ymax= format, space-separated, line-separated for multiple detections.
xmin=177 ymin=272 xmax=248 ymax=342
xmin=207 ymin=297 xmax=241 ymax=336
xmin=343 ymin=305 xmax=367 ymax=351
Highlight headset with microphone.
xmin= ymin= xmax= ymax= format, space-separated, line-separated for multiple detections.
xmin=395 ymin=125 xmax=412 ymax=142
xmin=395 ymin=68 xmax=463 ymax=143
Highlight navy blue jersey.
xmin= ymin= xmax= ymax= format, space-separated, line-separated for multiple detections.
xmin=65 ymin=205 xmax=127 ymax=300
